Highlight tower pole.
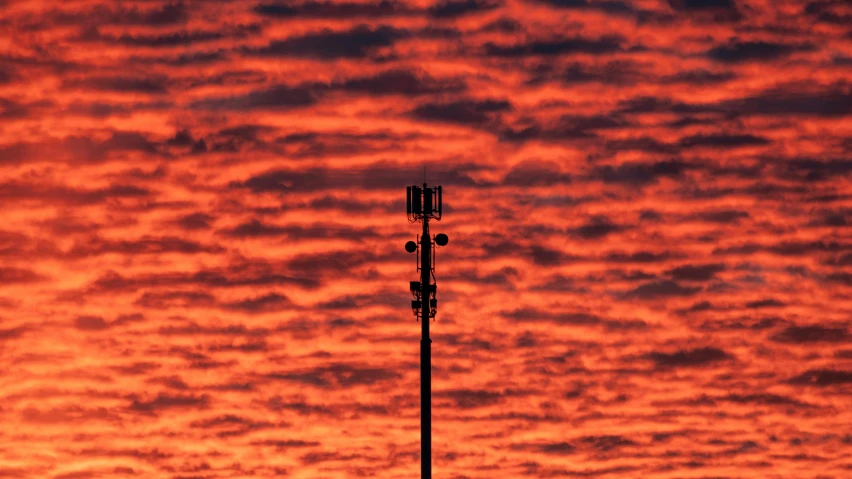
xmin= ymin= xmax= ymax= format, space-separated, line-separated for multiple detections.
xmin=420 ymin=183 xmax=432 ymax=479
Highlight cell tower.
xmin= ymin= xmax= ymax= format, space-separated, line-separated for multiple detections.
xmin=404 ymin=184 xmax=448 ymax=479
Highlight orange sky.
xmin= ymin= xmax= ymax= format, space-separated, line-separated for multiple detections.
xmin=0 ymin=0 xmax=851 ymax=478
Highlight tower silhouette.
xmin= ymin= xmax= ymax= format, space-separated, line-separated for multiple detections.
xmin=405 ymin=184 xmax=448 ymax=479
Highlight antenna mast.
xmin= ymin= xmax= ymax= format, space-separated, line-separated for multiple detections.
xmin=404 ymin=184 xmax=447 ymax=479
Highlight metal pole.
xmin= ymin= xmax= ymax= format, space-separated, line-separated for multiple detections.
xmin=420 ymin=184 xmax=432 ymax=479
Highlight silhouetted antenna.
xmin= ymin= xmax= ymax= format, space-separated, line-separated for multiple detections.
xmin=404 ymin=183 xmax=447 ymax=479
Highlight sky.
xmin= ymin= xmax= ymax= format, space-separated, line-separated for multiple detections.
xmin=0 ymin=0 xmax=850 ymax=478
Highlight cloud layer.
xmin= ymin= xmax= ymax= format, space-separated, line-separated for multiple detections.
xmin=0 ymin=0 xmax=850 ymax=477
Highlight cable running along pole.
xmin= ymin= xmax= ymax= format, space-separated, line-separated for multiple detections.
xmin=405 ymin=184 xmax=448 ymax=479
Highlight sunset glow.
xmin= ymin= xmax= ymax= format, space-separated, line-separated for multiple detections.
xmin=1 ymin=0 xmax=851 ymax=478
